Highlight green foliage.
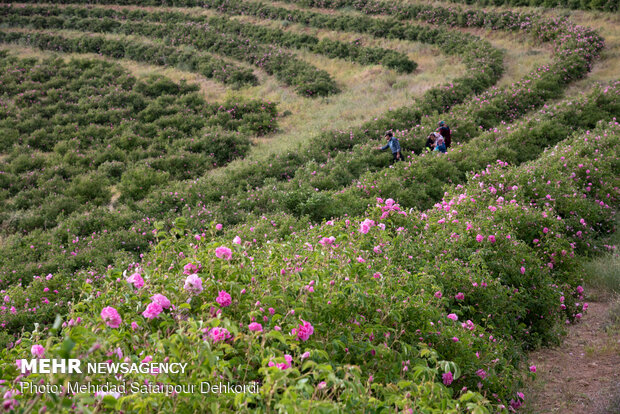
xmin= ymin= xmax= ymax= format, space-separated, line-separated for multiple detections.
xmin=0 ymin=7 xmax=339 ymax=97
xmin=0 ymin=5 xmax=417 ymax=73
xmin=1 ymin=122 xmax=616 ymax=412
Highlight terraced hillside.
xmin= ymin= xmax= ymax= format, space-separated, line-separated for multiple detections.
xmin=0 ymin=0 xmax=618 ymax=412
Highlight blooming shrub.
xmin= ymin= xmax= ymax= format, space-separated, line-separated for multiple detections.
xmin=0 ymin=2 xmax=617 ymax=412
xmin=1 ymin=118 xmax=616 ymax=411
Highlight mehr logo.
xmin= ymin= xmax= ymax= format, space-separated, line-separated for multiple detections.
xmin=18 ymin=359 xmax=188 ymax=374
xmin=20 ymin=359 xmax=82 ymax=374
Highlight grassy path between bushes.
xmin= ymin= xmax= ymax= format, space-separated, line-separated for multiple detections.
xmin=524 ymin=293 xmax=620 ymax=413
xmin=524 ymin=227 xmax=620 ymax=413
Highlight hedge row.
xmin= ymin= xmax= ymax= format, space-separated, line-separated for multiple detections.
xmin=151 ymin=81 xmax=620 ymax=225
xmin=0 ymin=5 xmax=417 ymax=73
xmin=442 ymin=0 xmax=618 ymax=12
xmin=0 ymin=29 xmax=258 ymax=87
xmin=0 ymin=9 xmax=339 ymax=97
xmin=278 ymin=0 xmax=617 ymax=30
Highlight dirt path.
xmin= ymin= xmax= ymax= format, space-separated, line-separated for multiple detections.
xmin=524 ymin=295 xmax=620 ymax=413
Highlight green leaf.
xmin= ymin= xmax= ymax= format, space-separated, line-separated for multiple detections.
xmin=175 ymin=217 xmax=187 ymax=230
xmin=51 ymin=314 xmax=63 ymax=333
xmin=59 ymin=337 xmax=76 ymax=358
xmin=103 ymin=395 xmax=118 ymax=408
xmin=301 ymin=360 xmax=317 ymax=371
xmin=266 ymin=330 xmax=287 ymax=344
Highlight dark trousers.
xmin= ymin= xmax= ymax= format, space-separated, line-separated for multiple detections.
xmin=392 ymin=152 xmax=402 ymax=163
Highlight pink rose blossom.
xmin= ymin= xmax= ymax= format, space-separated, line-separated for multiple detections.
xmin=126 ymin=273 xmax=144 ymax=289
xmin=184 ymin=274 xmax=203 ymax=295
xmin=31 ymin=344 xmax=45 ymax=358
xmin=248 ymin=322 xmax=263 ymax=332
xmin=151 ymin=294 xmax=171 ymax=309
xmin=447 ymin=313 xmax=458 ymax=321
xmin=142 ymin=302 xmax=163 ymax=319
xmin=529 ymin=365 xmax=536 ymax=373
xmin=215 ymin=246 xmax=232 ymax=260
xmin=318 ymin=236 xmax=335 ymax=246
xmin=455 ymin=292 xmax=465 ymax=300
xmin=216 ymin=290 xmax=232 ymax=307
xmin=442 ymin=372 xmax=453 ymax=385
xmin=208 ymin=327 xmax=231 ymax=343
xmin=183 ymin=263 xmax=198 ymax=275
xmin=296 ymin=320 xmax=314 ymax=341
xmin=101 ymin=306 xmax=122 ymax=328
xmin=233 ymin=236 xmax=242 ymax=245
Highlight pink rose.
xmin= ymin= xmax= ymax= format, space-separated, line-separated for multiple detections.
xmin=216 ymin=290 xmax=232 ymax=307
xmin=183 ymin=263 xmax=198 ymax=275
xmin=215 ymin=246 xmax=232 ymax=260
xmin=31 ymin=344 xmax=45 ymax=358
xmin=126 ymin=273 xmax=144 ymax=289
xmin=101 ymin=306 xmax=122 ymax=328
xmin=248 ymin=322 xmax=263 ymax=332
xmin=296 ymin=320 xmax=314 ymax=342
xmin=184 ymin=274 xmax=203 ymax=295
xmin=208 ymin=327 xmax=231 ymax=343
xmin=142 ymin=302 xmax=163 ymax=319
xmin=151 ymin=294 xmax=171 ymax=309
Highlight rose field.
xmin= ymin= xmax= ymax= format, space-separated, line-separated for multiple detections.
xmin=0 ymin=0 xmax=618 ymax=412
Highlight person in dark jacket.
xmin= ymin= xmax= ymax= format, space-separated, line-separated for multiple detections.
xmin=425 ymin=133 xmax=435 ymax=151
xmin=378 ymin=131 xmax=402 ymax=163
xmin=437 ymin=121 xmax=451 ymax=149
